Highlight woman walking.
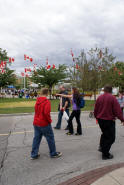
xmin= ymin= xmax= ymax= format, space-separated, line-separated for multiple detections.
xmin=57 ymin=87 xmax=82 ymax=135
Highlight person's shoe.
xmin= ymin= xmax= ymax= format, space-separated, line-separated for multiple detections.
xmin=66 ymin=132 xmax=73 ymax=135
xmin=64 ymin=127 xmax=69 ymax=130
xmin=75 ymin=133 xmax=82 ymax=136
xmin=102 ymin=153 xmax=114 ymax=160
xmin=98 ymin=146 xmax=102 ymax=152
xmin=51 ymin=152 xmax=62 ymax=158
xmin=54 ymin=127 xmax=60 ymax=130
xmin=30 ymin=154 xmax=40 ymax=160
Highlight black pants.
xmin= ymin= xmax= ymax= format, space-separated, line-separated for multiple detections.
xmin=68 ymin=110 xmax=82 ymax=134
xmin=98 ymin=119 xmax=115 ymax=156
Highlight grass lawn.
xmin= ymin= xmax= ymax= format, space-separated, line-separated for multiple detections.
xmin=0 ymin=98 xmax=94 ymax=114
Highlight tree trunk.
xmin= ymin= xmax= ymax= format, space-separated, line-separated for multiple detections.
xmin=49 ymin=87 xmax=52 ymax=100
xmin=93 ymin=90 xmax=96 ymax=102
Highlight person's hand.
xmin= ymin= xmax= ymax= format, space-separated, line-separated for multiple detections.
xmin=56 ymin=94 xmax=61 ymax=96
xmin=122 ymin=122 xmax=124 ymax=126
xmin=62 ymin=107 xmax=65 ymax=111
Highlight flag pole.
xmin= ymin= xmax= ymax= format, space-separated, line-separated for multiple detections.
xmin=24 ymin=73 xmax=26 ymax=89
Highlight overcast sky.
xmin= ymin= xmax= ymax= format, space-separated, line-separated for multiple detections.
xmin=0 ymin=0 xmax=124 ymax=74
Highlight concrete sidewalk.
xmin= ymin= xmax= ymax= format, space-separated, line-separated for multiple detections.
xmin=92 ymin=167 xmax=124 ymax=185
xmin=58 ymin=163 xmax=124 ymax=185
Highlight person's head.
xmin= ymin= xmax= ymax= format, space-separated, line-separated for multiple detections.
xmin=40 ymin=88 xmax=49 ymax=96
xmin=104 ymin=85 xmax=112 ymax=93
xmin=59 ymin=85 xmax=66 ymax=92
xmin=72 ymin=87 xmax=81 ymax=106
xmin=72 ymin=87 xmax=80 ymax=95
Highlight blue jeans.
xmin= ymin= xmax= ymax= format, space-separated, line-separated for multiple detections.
xmin=55 ymin=109 xmax=69 ymax=129
xmin=31 ymin=124 xmax=57 ymax=157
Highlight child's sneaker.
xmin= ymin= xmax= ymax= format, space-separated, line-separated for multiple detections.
xmin=51 ymin=152 xmax=62 ymax=158
xmin=66 ymin=132 xmax=73 ymax=135
xmin=30 ymin=154 xmax=40 ymax=160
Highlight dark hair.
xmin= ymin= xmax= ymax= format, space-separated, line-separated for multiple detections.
xmin=104 ymin=85 xmax=112 ymax=93
xmin=72 ymin=87 xmax=81 ymax=106
xmin=41 ymin=88 xmax=49 ymax=95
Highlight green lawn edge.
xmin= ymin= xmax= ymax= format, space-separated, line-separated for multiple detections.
xmin=0 ymin=99 xmax=94 ymax=114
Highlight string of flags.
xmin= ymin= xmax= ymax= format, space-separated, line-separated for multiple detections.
xmin=0 ymin=57 xmax=15 ymax=74
xmin=24 ymin=54 xmax=33 ymax=62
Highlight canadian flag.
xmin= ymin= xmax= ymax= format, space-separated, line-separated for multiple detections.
xmin=52 ymin=64 xmax=55 ymax=69
xmin=46 ymin=58 xmax=48 ymax=65
xmin=25 ymin=74 xmax=29 ymax=77
xmin=25 ymin=68 xmax=31 ymax=73
xmin=1 ymin=69 xmax=5 ymax=73
xmin=76 ymin=64 xmax=79 ymax=69
xmin=24 ymin=54 xmax=27 ymax=60
xmin=4 ymin=61 xmax=7 ymax=65
xmin=71 ymin=49 xmax=74 ymax=57
xmin=9 ymin=58 xmax=12 ymax=63
xmin=30 ymin=58 xmax=33 ymax=62
xmin=12 ymin=58 xmax=14 ymax=62
xmin=47 ymin=65 xmax=51 ymax=70
xmin=21 ymin=72 xmax=25 ymax=77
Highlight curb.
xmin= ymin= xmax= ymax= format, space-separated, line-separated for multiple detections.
xmin=58 ymin=163 xmax=124 ymax=185
xmin=0 ymin=111 xmax=91 ymax=117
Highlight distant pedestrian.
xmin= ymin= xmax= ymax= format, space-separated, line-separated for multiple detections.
xmin=31 ymin=88 xmax=62 ymax=159
xmin=57 ymin=87 xmax=83 ymax=135
xmin=54 ymin=85 xmax=70 ymax=130
xmin=117 ymin=91 xmax=124 ymax=114
xmin=94 ymin=85 xmax=124 ymax=160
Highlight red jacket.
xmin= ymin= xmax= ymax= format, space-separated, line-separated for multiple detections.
xmin=33 ymin=97 xmax=52 ymax=127
xmin=94 ymin=93 xmax=124 ymax=122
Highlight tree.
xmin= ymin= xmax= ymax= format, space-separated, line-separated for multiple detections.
xmin=71 ymin=48 xmax=115 ymax=100
xmin=0 ymin=48 xmax=16 ymax=89
xmin=0 ymin=68 xmax=16 ymax=88
xmin=31 ymin=64 xmax=67 ymax=99
xmin=0 ymin=48 xmax=8 ymax=61
xmin=106 ymin=62 xmax=124 ymax=89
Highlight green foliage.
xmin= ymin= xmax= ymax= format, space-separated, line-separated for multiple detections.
xmin=0 ymin=48 xmax=8 ymax=61
xmin=0 ymin=68 xmax=16 ymax=88
xmin=0 ymin=48 xmax=16 ymax=88
xmin=106 ymin=62 xmax=124 ymax=89
xmin=31 ymin=64 xmax=67 ymax=89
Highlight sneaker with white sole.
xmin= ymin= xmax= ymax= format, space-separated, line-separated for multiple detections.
xmin=30 ymin=154 xmax=40 ymax=160
xmin=51 ymin=152 xmax=62 ymax=158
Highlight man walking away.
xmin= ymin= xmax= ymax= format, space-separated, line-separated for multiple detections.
xmin=31 ymin=88 xmax=62 ymax=159
xmin=54 ymin=85 xmax=70 ymax=130
xmin=94 ymin=85 xmax=124 ymax=160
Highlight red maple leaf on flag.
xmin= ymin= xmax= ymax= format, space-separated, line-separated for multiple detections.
xmin=12 ymin=58 xmax=14 ymax=62
xmin=52 ymin=64 xmax=55 ymax=69
xmin=47 ymin=65 xmax=51 ymax=69
xmin=30 ymin=58 xmax=33 ymax=62
xmin=9 ymin=58 xmax=12 ymax=63
xmin=24 ymin=55 xmax=27 ymax=60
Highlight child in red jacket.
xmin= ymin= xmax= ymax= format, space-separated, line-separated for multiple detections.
xmin=31 ymin=88 xmax=62 ymax=159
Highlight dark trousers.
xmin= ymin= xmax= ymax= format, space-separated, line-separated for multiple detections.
xmin=98 ymin=119 xmax=115 ymax=156
xmin=68 ymin=110 xmax=82 ymax=134
xmin=55 ymin=109 xmax=69 ymax=129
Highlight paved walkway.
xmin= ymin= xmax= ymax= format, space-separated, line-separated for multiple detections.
xmin=0 ymin=113 xmax=124 ymax=185
xmin=58 ymin=163 xmax=124 ymax=185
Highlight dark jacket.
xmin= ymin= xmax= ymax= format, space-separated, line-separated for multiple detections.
xmin=58 ymin=91 xmax=70 ymax=110
xmin=33 ymin=97 xmax=52 ymax=127
xmin=94 ymin=93 xmax=124 ymax=122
